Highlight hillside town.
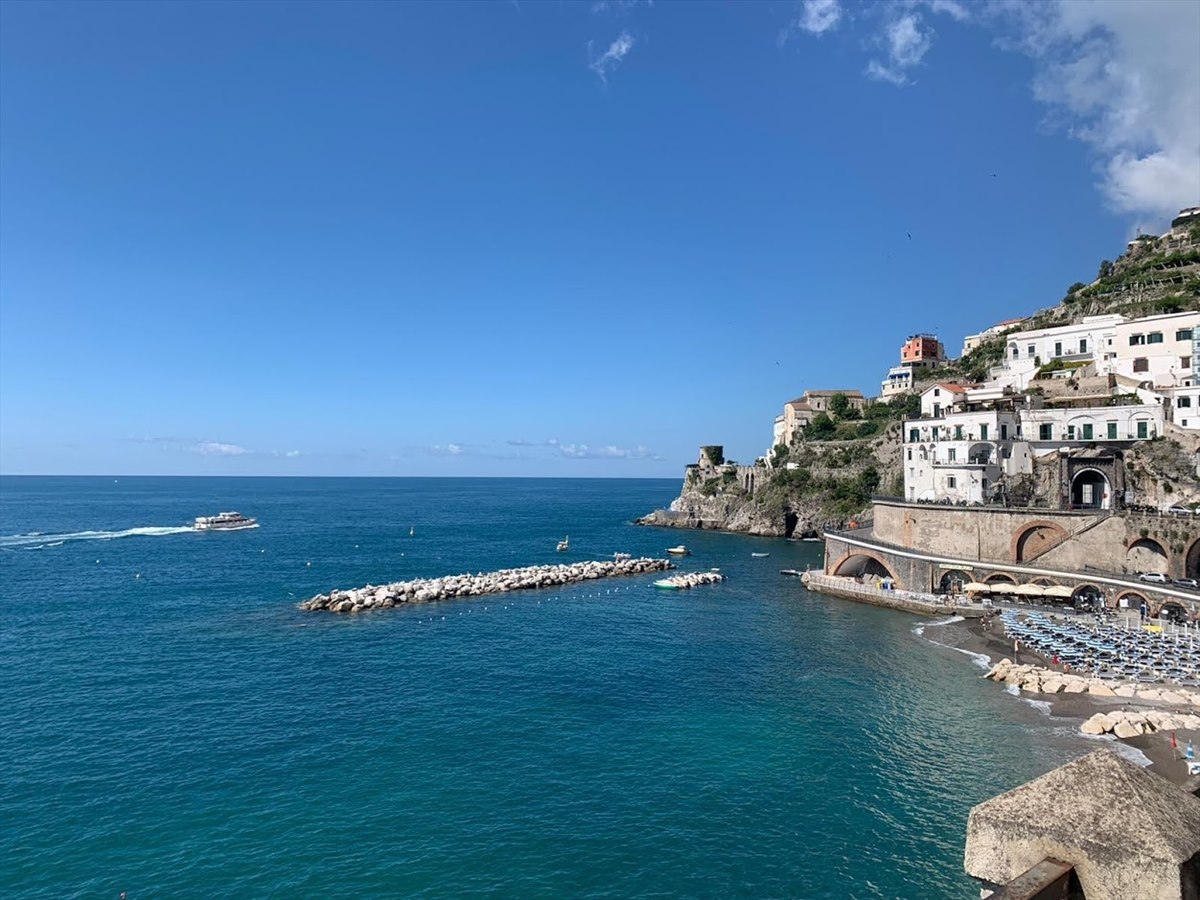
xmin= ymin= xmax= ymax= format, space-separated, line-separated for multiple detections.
xmin=644 ymin=206 xmax=1200 ymax=622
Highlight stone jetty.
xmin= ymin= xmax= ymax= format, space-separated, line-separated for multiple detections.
xmin=299 ymin=557 xmax=675 ymax=613
xmin=654 ymin=571 xmax=725 ymax=590
xmin=1078 ymin=707 xmax=1200 ymax=738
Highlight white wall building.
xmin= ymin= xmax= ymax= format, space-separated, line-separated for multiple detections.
xmin=999 ymin=315 xmax=1125 ymax=390
xmin=903 ymin=400 xmax=1165 ymax=506
xmin=880 ymin=365 xmax=913 ymax=399
xmin=1105 ymin=311 xmax=1199 ymax=390
xmin=961 ymin=318 xmax=1026 ymax=356
xmin=903 ymin=408 xmax=1025 ymax=504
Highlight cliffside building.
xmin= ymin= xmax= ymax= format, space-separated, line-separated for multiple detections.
xmin=775 ymin=390 xmax=867 ymax=448
xmin=880 ymin=334 xmax=946 ymax=399
xmin=961 ymin=317 xmax=1026 ymax=356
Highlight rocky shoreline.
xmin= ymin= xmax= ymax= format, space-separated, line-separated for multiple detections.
xmin=983 ymin=659 xmax=1200 ymax=739
xmin=298 ymin=557 xmax=675 ymax=613
xmin=924 ymin=616 xmax=1200 ymax=786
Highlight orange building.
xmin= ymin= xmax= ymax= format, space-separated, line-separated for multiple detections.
xmin=900 ymin=334 xmax=944 ymax=367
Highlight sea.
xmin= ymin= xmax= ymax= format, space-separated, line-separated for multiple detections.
xmin=0 ymin=476 xmax=1117 ymax=898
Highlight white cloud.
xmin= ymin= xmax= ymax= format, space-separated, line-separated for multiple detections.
xmin=557 ymin=442 xmax=657 ymax=460
xmin=866 ymin=13 xmax=934 ymax=85
xmin=285 ymin=450 xmax=302 ymax=458
xmin=193 ymin=441 xmax=251 ymax=457
xmin=783 ymin=0 xmax=842 ymax=40
xmin=589 ymin=30 xmax=635 ymax=82
xmin=994 ymin=0 xmax=1200 ymax=223
xmin=924 ymin=0 xmax=968 ymax=22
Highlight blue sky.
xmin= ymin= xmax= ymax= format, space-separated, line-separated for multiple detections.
xmin=2 ymin=0 xmax=1197 ymax=477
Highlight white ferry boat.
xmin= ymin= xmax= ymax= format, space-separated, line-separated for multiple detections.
xmin=194 ymin=511 xmax=258 ymax=531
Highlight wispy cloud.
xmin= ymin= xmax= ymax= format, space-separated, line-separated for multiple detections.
xmin=590 ymin=0 xmax=647 ymax=12
xmin=589 ymin=30 xmax=635 ymax=83
xmin=780 ymin=0 xmax=1198 ymax=222
xmin=992 ymin=0 xmax=1200 ymax=223
xmin=780 ymin=0 xmax=843 ymax=43
xmin=557 ymin=443 xmax=658 ymax=460
xmin=865 ymin=13 xmax=934 ymax=85
xmin=285 ymin=450 xmax=302 ymax=458
xmin=193 ymin=441 xmax=252 ymax=457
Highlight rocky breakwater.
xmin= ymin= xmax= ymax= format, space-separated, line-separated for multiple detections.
xmin=654 ymin=571 xmax=725 ymax=590
xmin=298 ymin=557 xmax=675 ymax=613
xmin=984 ymin=658 xmax=1200 ymax=738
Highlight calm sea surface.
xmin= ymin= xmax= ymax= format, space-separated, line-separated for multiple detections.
xmin=1 ymin=476 xmax=1105 ymax=898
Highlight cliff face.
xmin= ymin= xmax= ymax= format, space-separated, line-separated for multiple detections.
xmin=640 ymin=424 xmax=903 ymax=537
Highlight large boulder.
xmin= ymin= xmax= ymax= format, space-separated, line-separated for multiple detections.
xmin=1113 ymin=721 xmax=1143 ymax=739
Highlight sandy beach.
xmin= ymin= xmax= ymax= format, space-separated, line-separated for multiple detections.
xmin=922 ymin=614 xmax=1200 ymax=790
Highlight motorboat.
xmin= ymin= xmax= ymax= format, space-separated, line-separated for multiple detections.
xmin=194 ymin=512 xmax=257 ymax=532
xmin=653 ymin=579 xmax=681 ymax=590
xmin=557 ymin=536 xmax=570 ymax=552
xmin=751 ymin=552 xmax=770 ymax=558
xmin=666 ymin=546 xmax=690 ymax=556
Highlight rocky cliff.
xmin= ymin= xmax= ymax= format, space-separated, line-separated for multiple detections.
xmin=639 ymin=423 xmax=904 ymax=537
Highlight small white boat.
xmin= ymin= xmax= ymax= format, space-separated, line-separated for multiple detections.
xmin=194 ymin=512 xmax=257 ymax=532
xmin=653 ymin=579 xmax=681 ymax=590
xmin=557 ymin=536 xmax=570 ymax=552
xmin=613 ymin=552 xmax=632 ymax=561
xmin=802 ymin=536 xmax=821 ymax=542
xmin=410 ymin=526 xmax=415 ymax=537
xmin=751 ymin=552 xmax=770 ymax=558
xmin=666 ymin=545 xmax=690 ymax=556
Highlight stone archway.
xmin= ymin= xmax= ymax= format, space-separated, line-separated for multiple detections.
xmin=984 ymin=572 xmax=1018 ymax=585
xmin=1011 ymin=521 xmax=1069 ymax=562
xmin=1159 ymin=601 xmax=1190 ymax=624
xmin=831 ymin=550 xmax=900 ymax=587
xmin=1126 ymin=537 xmax=1169 ymax=574
xmin=1072 ymin=583 xmax=1105 ymax=610
xmin=1186 ymin=537 xmax=1200 ymax=580
xmin=1115 ymin=590 xmax=1149 ymax=612
xmin=1071 ymin=468 xmax=1110 ymax=509
xmin=938 ymin=569 xmax=972 ymax=594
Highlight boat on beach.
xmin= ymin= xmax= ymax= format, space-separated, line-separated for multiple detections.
xmin=666 ymin=546 xmax=690 ymax=556
xmin=194 ymin=512 xmax=257 ymax=532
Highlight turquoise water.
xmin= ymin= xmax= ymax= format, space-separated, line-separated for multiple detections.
xmin=1 ymin=477 xmax=1095 ymax=898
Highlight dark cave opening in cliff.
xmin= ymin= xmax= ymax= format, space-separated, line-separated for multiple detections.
xmin=783 ymin=511 xmax=799 ymax=538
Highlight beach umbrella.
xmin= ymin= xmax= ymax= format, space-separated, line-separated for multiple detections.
xmin=1014 ymin=584 xmax=1045 ymax=597
xmin=987 ymin=583 xmax=1018 ymax=594
xmin=963 ymin=582 xmax=991 ymax=592
xmin=1043 ymin=585 xmax=1076 ymax=598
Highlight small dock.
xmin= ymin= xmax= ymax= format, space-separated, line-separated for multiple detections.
xmin=801 ymin=571 xmax=989 ymax=618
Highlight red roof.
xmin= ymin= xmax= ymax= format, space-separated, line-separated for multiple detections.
xmin=931 ymin=382 xmax=967 ymax=394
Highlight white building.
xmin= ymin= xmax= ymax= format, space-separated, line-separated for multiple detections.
xmin=998 ymin=315 xmax=1125 ymax=390
xmin=903 ymin=394 xmax=1166 ymax=507
xmin=880 ymin=365 xmax=913 ymax=399
xmin=1105 ymin=311 xmax=1199 ymax=390
xmin=961 ymin=318 xmax=1026 ymax=356
xmin=903 ymin=408 xmax=1025 ymax=504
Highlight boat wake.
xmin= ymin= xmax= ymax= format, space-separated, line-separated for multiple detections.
xmin=0 ymin=526 xmax=195 ymax=550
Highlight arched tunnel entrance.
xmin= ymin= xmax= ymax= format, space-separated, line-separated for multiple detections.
xmin=834 ymin=553 xmax=897 ymax=582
